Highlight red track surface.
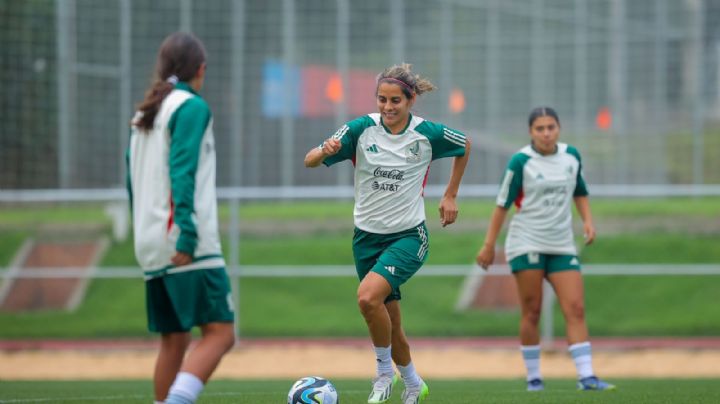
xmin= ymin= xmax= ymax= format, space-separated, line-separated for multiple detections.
xmin=2 ymin=336 xmax=720 ymax=351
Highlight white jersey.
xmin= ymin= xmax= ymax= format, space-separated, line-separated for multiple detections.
xmin=496 ymin=143 xmax=589 ymax=260
xmin=324 ymin=113 xmax=466 ymax=234
xmin=127 ymin=83 xmax=224 ymax=279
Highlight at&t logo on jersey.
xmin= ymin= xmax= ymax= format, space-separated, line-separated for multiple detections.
xmin=371 ymin=181 xmax=401 ymax=192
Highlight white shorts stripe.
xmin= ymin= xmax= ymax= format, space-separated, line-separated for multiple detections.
xmin=417 ymin=225 xmax=429 ymax=259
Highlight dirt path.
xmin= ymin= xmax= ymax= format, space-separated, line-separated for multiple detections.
xmin=2 ymin=338 xmax=719 ymax=380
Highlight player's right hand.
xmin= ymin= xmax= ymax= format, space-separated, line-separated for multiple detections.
xmin=321 ymin=138 xmax=341 ymax=156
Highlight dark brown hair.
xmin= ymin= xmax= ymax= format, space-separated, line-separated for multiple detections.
xmin=134 ymin=32 xmax=207 ymax=130
xmin=528 ymin=106 xmax=560 ymax=127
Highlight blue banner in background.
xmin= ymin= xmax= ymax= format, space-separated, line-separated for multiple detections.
xmin=262 ymin=60 xmax=301 ymax=118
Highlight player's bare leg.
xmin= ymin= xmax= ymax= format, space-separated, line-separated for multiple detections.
xmin=387 ymin=300 xmax=427 ymax=403
xmin=155 ymin=332 xmax=192 ymax=401
xmin=514 ymin=270 xmax=545 ymax=345
xmin=358 ymin=273 xmax=397 ymax=402
xmin=180 ymin=322 xmax=236 ymax=382
xmin=547 ymin=270 xmax=588 ymax=344
xmin=386 ymin=300 xmax=410 ymax=366
xmin=513 ymin=270 xmax=545 ymax=391
xmin=164 ymin=322 xmax=235 ymax=404
xmin=548 ymin=270 xmax=615 ymax=390
xmin=357 ymin=272 xmax=393 ymax=348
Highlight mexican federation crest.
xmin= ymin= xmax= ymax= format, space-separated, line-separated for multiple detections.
xmin=405 ymin=140 xmax=421 ymax=162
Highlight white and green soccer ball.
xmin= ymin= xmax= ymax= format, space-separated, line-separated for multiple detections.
xmin=287 ymin=376 xmax=338 ymax=404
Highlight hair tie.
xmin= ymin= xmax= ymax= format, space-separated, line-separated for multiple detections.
xmin=166 ymin=75 xmax=179 ymax=85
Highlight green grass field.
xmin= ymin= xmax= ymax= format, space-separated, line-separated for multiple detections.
xmin=1 ymin=379 xmax=719 ymax=403
xmin=0 ymin=197 xmax=718 ymax=338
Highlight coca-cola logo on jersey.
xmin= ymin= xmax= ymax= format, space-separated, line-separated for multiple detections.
xmin=373 ymin=167 xmax=405 ymax=180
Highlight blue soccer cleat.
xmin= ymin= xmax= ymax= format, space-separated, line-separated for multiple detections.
xmin=577 ymin=376 xmax=616 ymax=391
xmin=526 ymin=378 xmax=545 ymax=391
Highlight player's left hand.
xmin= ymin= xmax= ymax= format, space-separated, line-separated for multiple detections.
xmin=439 ymin=196 xmax=458 ymax=227
xmin=171 ymin=251 xmax=193 ymax=266
xmin=583 ymin=222 xmax=596 ymax=245
xmin=476 ymin=244 xmax=495 ymax=270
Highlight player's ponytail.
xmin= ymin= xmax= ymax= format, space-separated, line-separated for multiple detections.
xmin=376 ymin=63 xmax=437 ymax=99
xmin=134 ymin=32 xmax=206 ymax=131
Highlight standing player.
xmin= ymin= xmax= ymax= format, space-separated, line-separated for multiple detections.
xmin=305 ymin=63 xmax=471 ymax=404
xmin=127 ymin=32 xmax=235 ymax=404
xmin=476 ymin=107 xmax=615 ymax=392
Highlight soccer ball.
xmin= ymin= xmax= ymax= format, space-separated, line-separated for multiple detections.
xmin=287 ymin=376 xmax=338 ymax=404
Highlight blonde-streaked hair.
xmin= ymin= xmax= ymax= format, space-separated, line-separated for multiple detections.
xmin=376 ymin=63 xmax=437 ymax=99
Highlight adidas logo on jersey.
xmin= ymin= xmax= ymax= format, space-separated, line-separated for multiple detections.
xmin=384 ymin=265 xmax=396 ymax=275
xmin=366 ymin=144 xmax=379 ymax=153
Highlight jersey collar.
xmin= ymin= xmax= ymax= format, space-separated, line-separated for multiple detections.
xmin=530 ymin=142 xmax=558 ymax=156
xmin=175 ymin=81 xmax=200 ymax=96
xmin=380 ymin=113 xmax=413 ymax=135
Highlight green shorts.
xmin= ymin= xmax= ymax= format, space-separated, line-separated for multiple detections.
xmin=352 ymin=222 xmax=429 ymax=302
xmin=145 ymin=267 xmax=235 ymax=333
xmin=509 ymin=252 xmax=581 ymax=274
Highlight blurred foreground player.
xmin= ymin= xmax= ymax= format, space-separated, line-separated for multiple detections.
xmin=127 ymin=32 xmax=235 ymax=404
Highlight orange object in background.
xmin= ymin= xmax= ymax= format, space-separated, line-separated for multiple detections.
xmin=300 ymin=64 xmax=376 ymax=117
xmin=449 ymin=88 xmax=466 ymax=114
xmin=325 ymin=74 xmax=344 ymax=104
xmin=596 ymin=107 xmax=612 ymax=131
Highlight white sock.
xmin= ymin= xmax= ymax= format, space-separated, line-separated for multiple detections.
xmin=167 ymin=371 xmax=204 ymax=404
xmin=154 ymin=401 xmax=165 ymax=404
xmin=374 ymin=345 xmax=394 ymax=376
xmin=397 ymin=362 xmax=421 ymax=389
xmin=569 ymin=341 xmax=594 ymax=379
xmin=520 ymin=345 xmax=542 ymax=381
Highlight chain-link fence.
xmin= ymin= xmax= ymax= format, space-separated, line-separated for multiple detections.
xmin=2 ymin=0 xmax=719 ymax=190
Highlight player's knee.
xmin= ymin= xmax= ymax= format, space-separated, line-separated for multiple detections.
xmin=525 ymin=311 xmax=541 ymax=325
xmin=204 ymin=323 xmax=236 ymax=353
xmin=565 ymin=301 xmax=586 ymax=322
xmin=219 ymin=327 xmax=236 ymax=353
xmin=357 ymin=294 xmax=382 ymax=316
xmin=522 ymin=306 xmax=542 ymax=325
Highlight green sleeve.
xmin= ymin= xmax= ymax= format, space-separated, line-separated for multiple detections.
xmin=168 ymin=96 xmax=211 ymax=255
xmin=414 ymin=120 xmax=467 ymax=160
xmin=497 ymin=153 xmax=529 ymax=208
xmin=567 ymin=145 xmax=589 ymax=197
xmin=323 ymin=115 xmax=375 ymax=166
